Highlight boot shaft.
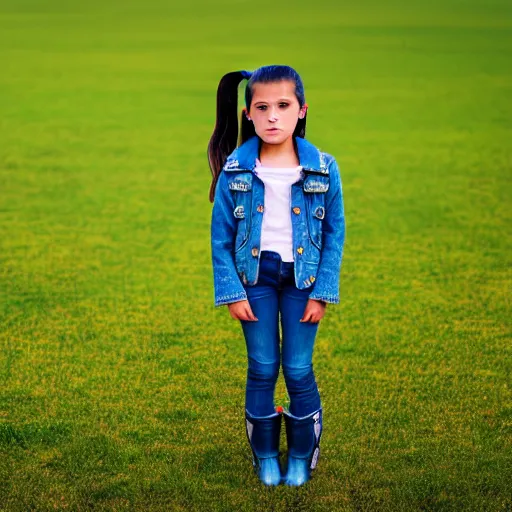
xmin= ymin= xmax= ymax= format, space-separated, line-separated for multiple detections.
xmin=283 ymin=407 xmax=322 ymax=469
xmin=245 ymin=409 xmax=282 ymax=463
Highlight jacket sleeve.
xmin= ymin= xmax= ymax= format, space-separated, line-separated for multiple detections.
xmin=308 ymin=155 xmax=346 ymax=304
xmin=211 ymin=170 xmax=249 ymax=307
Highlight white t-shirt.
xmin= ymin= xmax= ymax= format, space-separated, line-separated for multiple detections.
xmin=254 ymin=161 xmax=303 ymax=262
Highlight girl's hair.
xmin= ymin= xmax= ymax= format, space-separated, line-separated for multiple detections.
xmin=207 ymin=65 xmax=307 ymax=202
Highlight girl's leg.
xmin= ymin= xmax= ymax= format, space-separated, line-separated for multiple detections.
xmin=279 ymin=266 xmax=323 ymax=486
xmin=240 ymin=251 xmax=281 ymax=417
xmin=279 ymin=270 xmax=321 ymax=417
xmin=240 ymin=251 xmax=283 ymax=486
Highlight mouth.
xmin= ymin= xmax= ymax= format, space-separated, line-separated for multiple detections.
xmin=266 ymin=128 xmax=280 ymax=132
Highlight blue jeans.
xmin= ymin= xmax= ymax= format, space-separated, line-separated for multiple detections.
xmin=240 ymin=250 xmax=322 ymax=418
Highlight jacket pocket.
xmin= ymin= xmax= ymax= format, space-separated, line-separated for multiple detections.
xmin=298 ymin=261 xmax=320 ymax=289
xmin=303 ymin=175 xmax=328 ymax=251
xmin=234 ymin=214 xmax=250 ymax=252
xmin=228 ymin=174 xmax=253 ymax=253
xmin=308 ymin=205 xmax=325 ymax=251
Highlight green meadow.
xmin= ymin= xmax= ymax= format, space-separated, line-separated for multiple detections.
xmin=1 ymin=0 xmax=511 ymax=510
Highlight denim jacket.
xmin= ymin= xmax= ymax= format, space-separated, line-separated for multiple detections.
xmin=211 ymin=135 xmax=345 ymax=307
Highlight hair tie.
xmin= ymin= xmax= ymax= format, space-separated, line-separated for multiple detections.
xmin=241 ymin=70 xmax=252 ymax=80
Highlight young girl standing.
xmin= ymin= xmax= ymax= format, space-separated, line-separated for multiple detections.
xmin=208 ymin=65 xmax=346 ymax=487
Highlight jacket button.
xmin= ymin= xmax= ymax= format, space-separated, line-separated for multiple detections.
xmin=292 ymin=207 xmax=301 ymax=215
xmin=297 ymin=246 xmax=304 ymax=255
xmin=251 ymin=247 xmax=259 ymax=257
xmin=257 ymin=204 xmax=264 ymax=213
xmin=310 ymin=276 xmax=315 ymax=282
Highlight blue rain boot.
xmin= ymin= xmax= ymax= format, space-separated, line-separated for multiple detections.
xmin=245 ymin=408 xmax=283 ymax=486
xmin=282 ymin=407 xmax=323 ymax=486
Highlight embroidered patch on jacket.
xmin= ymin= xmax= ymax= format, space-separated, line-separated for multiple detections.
xmin=228 ymin=180 xmax=251 ymax=192
xmin=314 ymin=206 xmax=325 ymax=219
xmin=304 ymin=180 xmax=329 ymax=193
xmin=303 ymin=175 xmax=329 ymax=193
xmin=223 ymin=159 xmax=240 ymax=170
xmin=233 ymin=205 xmax=245 ymax=218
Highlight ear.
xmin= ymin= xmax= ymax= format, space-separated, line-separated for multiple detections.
xmin=298 ymin=104 xmax=308 ymax=119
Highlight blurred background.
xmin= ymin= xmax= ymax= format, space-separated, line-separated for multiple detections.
xmin=1 ymin=0 xmax=510 ymax=510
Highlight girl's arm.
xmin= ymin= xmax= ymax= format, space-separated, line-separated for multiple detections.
xmin=308 ymin=156 xmax=346 ymax=304
xmin=211 ymin=170 xmax=249 ymax=307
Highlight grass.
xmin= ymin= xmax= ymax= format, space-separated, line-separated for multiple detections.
xmin=0 ymin=0 xmax=511 ymax=510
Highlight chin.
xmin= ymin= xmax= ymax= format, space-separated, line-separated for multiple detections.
xmin=258 ymin=132 xmax=292 ymax=145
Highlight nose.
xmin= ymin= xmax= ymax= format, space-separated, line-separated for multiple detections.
xmin=268 ymin=107 xmax=278 ymax=122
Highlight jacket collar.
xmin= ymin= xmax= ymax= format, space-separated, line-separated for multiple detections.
xmin=223 ymin=135 xmax=328 ymax=174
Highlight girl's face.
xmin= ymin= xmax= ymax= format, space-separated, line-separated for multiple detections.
xmin=247 ymin=80 xmax=307 ymax=145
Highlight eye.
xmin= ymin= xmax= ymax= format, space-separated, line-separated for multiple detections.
xmin=279 ymin=103 xmax=289 ymax=108
xmin=257 ymin=105 xmax=267 ymax=110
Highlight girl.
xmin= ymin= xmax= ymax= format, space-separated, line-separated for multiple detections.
xmin=208 ymin=65 xmax=345 ymax=487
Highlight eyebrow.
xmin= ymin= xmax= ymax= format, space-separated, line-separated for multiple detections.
xmin=253 ymin=98 xmax=293 ymax=105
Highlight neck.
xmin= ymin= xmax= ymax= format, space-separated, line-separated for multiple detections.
xmin=258 ymin=135 xmax=299 ymax=167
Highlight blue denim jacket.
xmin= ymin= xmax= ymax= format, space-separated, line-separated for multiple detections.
xmin=211 ymin=135 xmax=345 ymax=307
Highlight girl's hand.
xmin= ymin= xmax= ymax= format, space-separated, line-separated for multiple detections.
xmin=228 ymin=300 xmax=258 ymax=321
xmin=300 ymin=299 xmax=327 ymax=323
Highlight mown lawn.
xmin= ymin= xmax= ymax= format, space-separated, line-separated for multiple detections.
xmin=0 ymin=0 xmax=511 ymax=510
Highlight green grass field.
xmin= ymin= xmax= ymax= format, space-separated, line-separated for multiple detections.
xmin=1 ymin=0 xmax=511 ymax=510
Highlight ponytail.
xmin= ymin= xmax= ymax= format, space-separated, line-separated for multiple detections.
xmin=207 ymin=70 xmax=252 ymax=203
